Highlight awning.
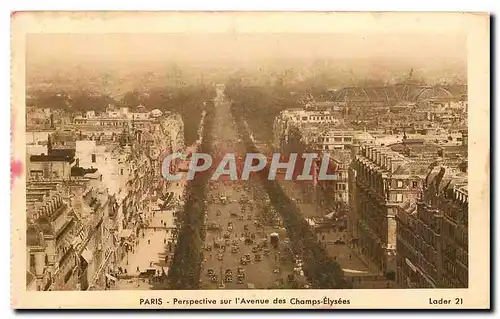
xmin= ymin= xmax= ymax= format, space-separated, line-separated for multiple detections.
xmin=119 ymin=229 xmax=133 ymax=238
xmin=343 ymin=268 xmax=369 ymax=274
xmin=106 ymin=273 xmax=117 ymax=282
xmin=81 ymin=248 xmax=93 ymax=263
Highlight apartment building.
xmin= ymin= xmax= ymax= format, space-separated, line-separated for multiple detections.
xmin=349 ymin=144 xmax=431 ymax=279
xmin=27 ymin=190 xmax=79 ymax=291
xmin=395 ymin=165 xmax=468 ymax=288
xmin=272 ymin=109 xmax=344 ymax=149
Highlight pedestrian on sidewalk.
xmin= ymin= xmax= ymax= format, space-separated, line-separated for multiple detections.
xmin=136 ymin=266 xmax=140 ymax=273
xmin=164 ymin=238 xmax=166 ymax=244
xmin=148 ymin=239 xmax=151 ymax=245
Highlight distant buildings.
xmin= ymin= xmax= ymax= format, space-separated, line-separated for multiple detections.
xmin=330 ymin=84 xmax=466 ymax=107
xmin=72 ymin=106 xmax=154 ymax=130
xmin=272 ymin=109 xmax=345 ymax=149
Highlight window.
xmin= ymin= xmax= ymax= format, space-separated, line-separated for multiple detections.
xmin=397 ymin=180 xmax=403 ymax=188
xmin=396 ymin=193 xmax=403 ymax=202
xmin=412 ymin=181 xmax=418 ymax=188
xmin=334 ymin=137 xmax=342 ymax=142
xmin=91 ymin=154 xmax=96 ymax=163
xmin=344 ymin=137 xmax=352 ymax=142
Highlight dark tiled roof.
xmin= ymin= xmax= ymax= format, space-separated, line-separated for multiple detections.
xmin=27 ymin=224 xmax=43 ymax=246
xmin=36 ymin=216 xmax=53 ymax=236
xmin=393 ymin=160 xmax=434 ymax=176
xmin=30 ymin=154 xmax=75 ymax=163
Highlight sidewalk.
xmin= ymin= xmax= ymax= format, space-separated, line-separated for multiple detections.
xmin=118 ymin=227 xmax=172 ymax=276
xmin=118 ymin=180 xmax=185 ymax=276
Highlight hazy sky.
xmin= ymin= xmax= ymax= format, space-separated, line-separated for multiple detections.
xmin=27 ymin=33 xmax=466 ymax=65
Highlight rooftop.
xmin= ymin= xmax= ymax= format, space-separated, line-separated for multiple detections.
xmin=393 ymin=160 xmax=434 ymax=176
xmin=30 ymin=154 xmax=75 ymax=163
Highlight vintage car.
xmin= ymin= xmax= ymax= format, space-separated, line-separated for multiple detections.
xmin=240 ymin=257 xmax=247 ymax=265
xmin=251 ymin=246 xmax=259 ymax=253
xmin=254 ymin=254 xmax=262 ymax=262
xmin=207 ymin=222 xmax=221 ymax=231
xmin=225 ymin=269 xmax=232 ymax=276
xmin=263 ymin=249 xmax=271 ymax=256
xmin=211 ymin=275 xmax=218 ymax=283
xmin=225 ymin=275 xmax=233 ymax=283
xmin=207 ymin=268 xmax=215 ymax=276
xmin=220 ymin=195 xmax=228 ymax=204
xmin=237 ymin=267 xmax=245 ymax=275
xmin=231 ymin=246 xmax=239 ymax=254
xmin=245 ymin=254 xmax=251 ymax=262
xmin=237 ymin=276 xmax=245 ymax=284
xmin=223 ymin=232 xmax=231 ymax=239
xmin=217 ymin=254 xmax=224 ymax=261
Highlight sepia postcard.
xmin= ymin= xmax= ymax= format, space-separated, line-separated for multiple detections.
xmin=11 ymin=11 xmax=490 ymax=309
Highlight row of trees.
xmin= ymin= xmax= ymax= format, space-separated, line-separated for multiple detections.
xmin=167 ymin=106 xmax=215 ymax=289
xmin=229 ymin=96 xmax=350 ymax=289
xmin=225 ymin=81 xmax=301 ymax=143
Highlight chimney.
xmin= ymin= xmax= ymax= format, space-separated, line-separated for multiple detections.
xmin=391 ymin=156 xmax=405 ymax=173
xmin=365 ymin=145 xmax=371 ymax=160
xmin=350 ymin=144 xmax=360 ymax=158
xmin=381 ymin=153 xmax=387 ymax=169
